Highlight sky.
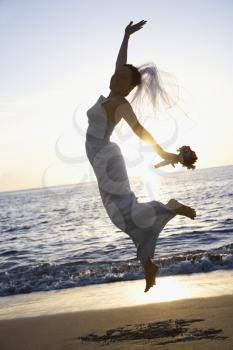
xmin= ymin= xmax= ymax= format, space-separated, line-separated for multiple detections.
xmin=0 ymin=0 xmax=233 ymax=192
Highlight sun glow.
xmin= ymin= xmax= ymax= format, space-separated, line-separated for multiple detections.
xmin=143 ymin=277 xmax=187 ymax=303
xmin=1 ymin=0 xmax=233 ymax=193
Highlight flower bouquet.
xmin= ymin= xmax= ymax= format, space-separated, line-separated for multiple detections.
xmin=154 ymin=146 xmax=198 ymax=170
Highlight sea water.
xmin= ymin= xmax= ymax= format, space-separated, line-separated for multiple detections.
xmin=0 ymin=165 xmax=232 ymax=297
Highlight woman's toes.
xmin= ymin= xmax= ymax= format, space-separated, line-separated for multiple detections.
xmin=191 ymin=208 xmax=196 ymax=219
xmin=144 ymin=280 xmax=153 ymax=293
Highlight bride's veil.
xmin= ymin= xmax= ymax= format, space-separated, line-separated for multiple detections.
xmin=128 ymin=62 xmax=179 ymax=117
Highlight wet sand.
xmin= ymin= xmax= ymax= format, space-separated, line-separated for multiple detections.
xmin=0 ymin=295 xmax=232 ymax=349
xmin=0 ymin=272 xmax=233 ymax=349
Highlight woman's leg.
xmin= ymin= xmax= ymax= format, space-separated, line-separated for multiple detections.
xmin=143 ymin=199 xmax=196 ymax=292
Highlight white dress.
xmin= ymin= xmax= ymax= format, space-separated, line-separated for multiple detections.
xmin=85 ymin=95 xmax=176 ymax=265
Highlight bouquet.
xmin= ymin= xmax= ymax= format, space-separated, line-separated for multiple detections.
xmin=154 ymin=145 xmax=198 ymax=170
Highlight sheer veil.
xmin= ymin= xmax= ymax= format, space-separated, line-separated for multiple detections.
xmin=129 ymin=62 xmax=179 ymax=116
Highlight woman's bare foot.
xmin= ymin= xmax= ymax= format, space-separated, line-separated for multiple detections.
xmin=143 ymin=259 xmax=158 ymax=293
xmin=166 ymin=199 xmax=196 ymax=220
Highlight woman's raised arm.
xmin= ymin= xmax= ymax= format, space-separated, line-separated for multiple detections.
xmin=115 ymin=20 xmax=147 ymax=71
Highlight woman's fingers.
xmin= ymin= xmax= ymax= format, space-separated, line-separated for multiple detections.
xmin=129 ymin=20 xmax=147 ymax=25
xmin=127 ymin=20 xmax=147 ymax=29
xmin=136 ymin=20 xmax=147 ymax=24
xmin=133 ymin=20 xmax=147 ymax=28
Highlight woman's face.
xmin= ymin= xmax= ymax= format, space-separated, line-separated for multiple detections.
xmin=109 ymin=66 xmax=134 ymax=96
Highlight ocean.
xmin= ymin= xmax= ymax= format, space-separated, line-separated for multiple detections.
xmin=0 ymin=165 xmax=233 ymax=297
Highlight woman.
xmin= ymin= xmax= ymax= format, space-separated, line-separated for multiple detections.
xmin=85 ymin=20 xmax=196 ymax=292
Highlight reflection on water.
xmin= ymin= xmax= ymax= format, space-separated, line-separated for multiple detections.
xmin=1 ymin=166 xmax=233 ymax=297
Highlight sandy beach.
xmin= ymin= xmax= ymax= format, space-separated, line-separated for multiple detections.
xmin=0 ymin=295 xmax=232 ymax=350
xmin=0 ymin=272 xmax=233 ymax=350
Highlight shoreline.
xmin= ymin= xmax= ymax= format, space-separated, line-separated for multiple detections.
xmin=0 ymin=270 xmax=233 ymax=321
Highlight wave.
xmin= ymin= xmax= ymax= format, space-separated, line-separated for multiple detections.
xmin=2 ymin=225 xmax=32 ymax=233
xmin=0 ymin=243 xmax=233 ymax=297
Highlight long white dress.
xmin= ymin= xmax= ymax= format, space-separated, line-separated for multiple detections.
xmin=85 ymin=95 xmax=176 ymax=265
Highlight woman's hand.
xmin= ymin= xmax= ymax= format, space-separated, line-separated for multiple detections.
xmin=163 ymin=152 xmax=181 ymax=168
xmin=125 ymin=20 xmax=147 ymax=37
xmin=153 ymin=142 xmax=180 ymax=168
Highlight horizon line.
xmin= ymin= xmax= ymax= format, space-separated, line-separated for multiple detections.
xmin=0 ymin=163 xmax=232 ymax=195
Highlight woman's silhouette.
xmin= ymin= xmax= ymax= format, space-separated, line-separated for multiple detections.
xmin=85 ymin=20 xmax=196 ymax=292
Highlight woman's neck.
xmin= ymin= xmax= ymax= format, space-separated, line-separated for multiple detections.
xmin=107 ymin=91 xmax=125 ymax=98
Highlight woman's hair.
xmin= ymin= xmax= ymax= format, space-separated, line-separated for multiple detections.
xmin=124 ymin=62 xmax=176 ymax=115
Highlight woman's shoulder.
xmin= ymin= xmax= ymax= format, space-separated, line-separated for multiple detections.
xmin=102 ymin=95 xmax=129 ymax=109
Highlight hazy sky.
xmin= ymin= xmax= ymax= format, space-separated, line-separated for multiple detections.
xmin=0 ymin=0 xmax=233 ymax=192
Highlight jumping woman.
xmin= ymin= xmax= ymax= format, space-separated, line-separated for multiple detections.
xmin=85 ymin=20 xmax=196 ymax=292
